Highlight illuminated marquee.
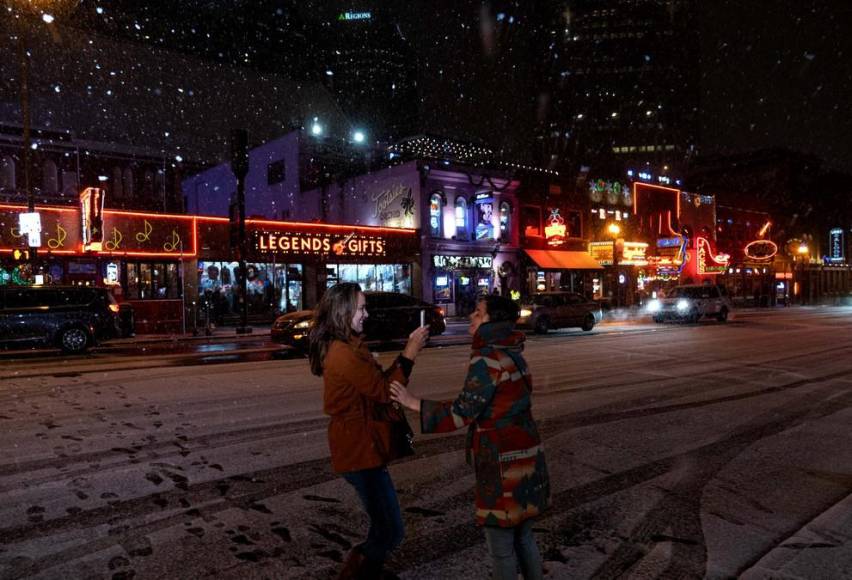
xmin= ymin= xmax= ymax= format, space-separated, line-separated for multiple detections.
xmin=620 ymin=242 xmax=649 ymax=266
xmin=433 ymin=255 xmax=493 ymax=270
xmin=743 ymin=239 xmax=778 ymax=261
xmin=100 ymin=210 xmax=197 ymax=257
xmin=589 ymin=241 xmax=614 ymax=266
xmin=1 ymin=204 xmax=80 ymax=255
xmin=255 ymin=230 xmax=387 ymax=258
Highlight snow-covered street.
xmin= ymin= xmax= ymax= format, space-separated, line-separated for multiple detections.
xmin=1 ymin=308 xmax=851 ymax=579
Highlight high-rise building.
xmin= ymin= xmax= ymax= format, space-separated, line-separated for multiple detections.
xmin=539 ymin=0 xmax=699 ymax=179
xmin=295 ymin=3 xmax=418 ymax=141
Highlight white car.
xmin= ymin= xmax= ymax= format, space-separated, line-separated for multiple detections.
xmin=647 ymin=284 xmax=733 ymax=323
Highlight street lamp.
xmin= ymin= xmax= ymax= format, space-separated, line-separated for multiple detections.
xmin=352 ymin=130 xmax=366 ymax=144
xmin=796 ymin=243 xmax=809 ymax=305
xmin=608 ymin=223 xmax=621 ymax=308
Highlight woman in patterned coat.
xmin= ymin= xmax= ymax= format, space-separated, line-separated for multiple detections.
xmin=391 ymin=295 xmax=550 ymax=580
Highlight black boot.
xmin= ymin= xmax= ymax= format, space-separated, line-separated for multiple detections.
xmin=337 ymin=548 xmax=367 ymax=580
xmin=358 ymin=557 xmax=387 ymax=580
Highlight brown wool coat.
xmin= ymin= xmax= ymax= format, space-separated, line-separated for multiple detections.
xmin=323 ymin=337 xmax=409 ymax=473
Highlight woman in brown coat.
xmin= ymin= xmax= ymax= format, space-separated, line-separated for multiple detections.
xmin=309 ymin=283 xmax=429 ymax=579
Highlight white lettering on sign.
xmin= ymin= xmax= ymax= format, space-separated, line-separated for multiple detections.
xmin=432 ymin=255 xmax=493 ymax=270
xmin=255 ymin=231 xmax=387 ymax=257
xmin=372 ymin=184 xmax=412 ymax=221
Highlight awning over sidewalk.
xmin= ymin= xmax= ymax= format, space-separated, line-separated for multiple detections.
xmin=524 ymin=249 xmax=604 ymax=270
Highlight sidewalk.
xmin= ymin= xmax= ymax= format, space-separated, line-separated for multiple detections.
xmin=110 ymin=324 xmax=272 ymax=345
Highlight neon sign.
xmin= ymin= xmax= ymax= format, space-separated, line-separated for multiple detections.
xmin=544 ymin=209 xmax=566 ymax=246
xmin=827 ymin=228 xmax=845 ymax=263
xmin=620 ymin=242 xmax=649 ymax=266
xmin=697 ymin=237 xmax=730 ymax=275
xmin=589 ymin=241 xmax=614 ymax=265
xmin=338 ymin=11 xmax=371 ymax=21
xmin=744 ymin=240 xmax=778 ymax=261
xmin=255 ymin=231 xmax=387 ymax=257
xmin=80 ymin=187 xmax=105 ymax=252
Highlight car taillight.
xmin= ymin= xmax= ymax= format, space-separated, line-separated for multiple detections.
xmin=109 ymin=303 xmax=120 ymax=313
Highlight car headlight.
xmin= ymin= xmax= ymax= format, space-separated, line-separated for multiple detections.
xmin=647 ymin=300 xmax=661 ymax=313
xmin=519 ymin=308 xmax=532 ymax=318
xmin=676 ymin=299 xmax=690 ymax=311
xmin=294 ymin=320 xmax=311 ymax=329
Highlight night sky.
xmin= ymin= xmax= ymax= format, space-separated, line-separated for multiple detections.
xmin=698 ymin=1 xmax=852 ymax=172
xmin=62 ymin=1 xmax=852 ymax=174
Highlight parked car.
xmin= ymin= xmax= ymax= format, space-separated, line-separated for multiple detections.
xmin=271 ymin=291 xmax=446 ymax=349
xmin=0 ymin=286 xmax=121 ymax=353
xmin=517 ymin=292 xmax=602 ymax=333
xmin=647 ymin=284 xmax=733 ymax=323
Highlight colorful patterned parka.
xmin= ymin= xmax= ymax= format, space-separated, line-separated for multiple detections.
xmin=420 ymin=320 xmax=550 ymax=527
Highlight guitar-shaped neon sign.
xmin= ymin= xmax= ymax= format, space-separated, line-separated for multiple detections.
xmin=332 ymin=232 xmax=356 ymax=256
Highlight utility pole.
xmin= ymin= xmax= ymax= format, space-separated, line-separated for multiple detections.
xmin=15 ymin=16 xmax=38 ymax=269
xmin=230 ymin=129 xmax=251 ymax=334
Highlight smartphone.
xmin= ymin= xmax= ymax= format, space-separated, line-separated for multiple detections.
xmin=420 ymin=309 xmax=426 ymax=328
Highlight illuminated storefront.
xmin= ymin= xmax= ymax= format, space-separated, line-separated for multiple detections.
xmin=1 ymin=202 xmax=418 ymax=332
xmin=430 ymin=254 xmax=494 ymax=315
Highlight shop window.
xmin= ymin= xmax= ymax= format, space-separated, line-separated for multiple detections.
xmin=155 ymin=170 xmax=165 ymax=200
xmin=521 ymin=206 xmax=541 ymax=237
xmin=454 ymin=197 xmax=468 ymax=238
xmin=274 ymin=263 xmax=303 ymax=312
xmin=567 ymin=210 xmax=582 ymax=239
xmin=327 ymin=263 xmax=411 ymax=295
xmin=499 ymin=201 xmax=511 ymax=240
xmin=143 ymin=171 xmax=155 ymax=197
xmin=42 ymin=160 xmax=59 ymax=194
xmin=112 ymin=167 xmax=123 ymax=199
xmin=124 ymin=261 xmax=182 ymax=300
xmin=429 ymin=192 xmax=443 ymax=237
xmin=0 ymin=156 xmax=14 ymax=191
xmin=268 ymin=159 xmax=287 ymax=185
xmin=123 ymin=168 xmax=134 ymax=199
xmin=61 ymin=170 xmax=78 ymax=195
xmin=474 ymin=197 xmax=495 ymax=240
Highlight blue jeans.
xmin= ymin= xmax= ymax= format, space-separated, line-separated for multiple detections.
xmin=483 ymin=519 xmax=543 ymax=580
xmin=342 ymin=466 xmax=404 ymax=564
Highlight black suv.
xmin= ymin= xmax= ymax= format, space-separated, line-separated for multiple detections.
xmin=0 ymin=286 xmax=121 ymax=353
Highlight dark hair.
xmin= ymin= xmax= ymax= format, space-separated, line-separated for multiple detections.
xmin=308 ymin=283 xmax=362 ymax=376
xmin=482 ymin=295 xmax=520 ymax=323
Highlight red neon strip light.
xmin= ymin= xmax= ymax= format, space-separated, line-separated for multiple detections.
xmin=98 ymin=250 xmax=197 ymax=258
xmin=0 ymin=203 xmax=77 ymax=213
xmin=0 ymin=248 xmax=78 ymax=254
xmin=245 ymin=218 xmax=416 ymax=234
xmin=104 ymin=209 xmax=197 ymax=221
xmin=633 ymin=182 xmax=682 ymax=220
xmin=3 ymin=204 xmax=415 ymax=233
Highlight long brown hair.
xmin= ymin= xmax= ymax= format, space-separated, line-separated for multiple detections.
xmin=308 ymin=282 xmax=362 ymax=376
